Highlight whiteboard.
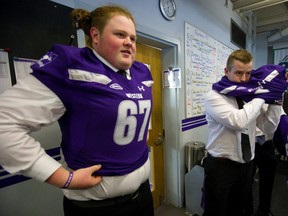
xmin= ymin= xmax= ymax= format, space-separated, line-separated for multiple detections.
xmin=185 ymin=22 xmax=233 ymax=117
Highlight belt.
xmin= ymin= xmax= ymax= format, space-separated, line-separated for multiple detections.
xmin=207 ymin=153 xmax=251 ymax=165
xmin=68 ymin=180 xmax=148 ymax=208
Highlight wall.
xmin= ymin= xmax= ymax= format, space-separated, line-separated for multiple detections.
xmin=0 ymin=0 xmax=257 ymax=215
xmin=255 ymin=32 xmax=269 ymax=68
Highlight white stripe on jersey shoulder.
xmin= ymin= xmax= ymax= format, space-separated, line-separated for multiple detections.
xmin=254 ymin=88 xmax=270 ymax=94
xmin=219 ymin=85 xmax=237 ymax=94
xmin=68 ymin=69 xmax=112 ymax=85
xmin=263 ymin=69 xmax=278 ymax=82
xmin=141 ymin=80 xmax=154 ymax=87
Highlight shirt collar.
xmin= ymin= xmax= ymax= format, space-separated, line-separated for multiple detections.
xmin=92 ymin=49 xmax=131 ymax=77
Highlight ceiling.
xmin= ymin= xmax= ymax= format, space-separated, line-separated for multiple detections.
xmin=230 ymin=0 xmax=288 ymax=43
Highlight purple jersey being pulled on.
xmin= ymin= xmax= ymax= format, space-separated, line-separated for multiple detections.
xmin=31 ymin=44 xmax=153 ymax=176
xmin=212 ymin=64 xmax=288 ymax=104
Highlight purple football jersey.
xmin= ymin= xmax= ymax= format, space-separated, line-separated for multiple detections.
xmin=212 ymin=64 xmax=288 ymax=104
xmin=31 ymin=44 xmax=153 ymax=176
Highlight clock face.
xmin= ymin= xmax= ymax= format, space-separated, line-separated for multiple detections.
xmin=160 ymin=0 xmax=176 ymax=21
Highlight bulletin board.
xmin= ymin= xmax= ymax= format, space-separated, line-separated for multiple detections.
xmin=185 ymin=22 xmax=233 ymax=117
xmin=0 ymin=0 xmax=77 ymax=85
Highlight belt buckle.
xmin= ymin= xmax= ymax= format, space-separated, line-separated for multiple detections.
xmin=131 ymin=191 xmax=139 ymax=200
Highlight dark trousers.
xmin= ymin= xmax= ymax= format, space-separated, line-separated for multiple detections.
xmin=203 ymin=155 xmax=253 ymax=216
xmin=63 ymin=179 xmax=154 ymax=216
xmin=245 ymin=140 xmax=277 ymax=215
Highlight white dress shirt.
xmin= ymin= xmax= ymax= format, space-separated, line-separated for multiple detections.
xmin=204 ymin=90 xmax=282 ymax=163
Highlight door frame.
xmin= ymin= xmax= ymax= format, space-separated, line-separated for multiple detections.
xmin=136 ymin=26 xmax=183 ymax=207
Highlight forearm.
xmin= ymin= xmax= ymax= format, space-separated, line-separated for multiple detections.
xmin=205 ymin=90 xmax=264 ymax=130
xmin=257 ymin=104 xmax=283 ymax=137
xmin=46 ymin=165 xmax=102 ymax=189
xmin=46 ymin=166 xmax=73 ymax=188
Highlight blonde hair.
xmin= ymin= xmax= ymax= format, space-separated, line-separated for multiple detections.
xmin=71 ymin=5 xmax=135 ymax=47
xmin=226 ymin=49 xmax=253 ymax=71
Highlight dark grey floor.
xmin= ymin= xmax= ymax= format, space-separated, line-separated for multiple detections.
xmin=255 ymin=159 xmax=288 ymax=216
xmin=154 ymin=203 xmax=187 ymax=216
xmin=155 ymin=158 xmax=288 ymax=216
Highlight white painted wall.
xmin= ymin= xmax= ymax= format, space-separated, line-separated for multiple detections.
xmin=255 ymin=32 xmax=269 ymax=68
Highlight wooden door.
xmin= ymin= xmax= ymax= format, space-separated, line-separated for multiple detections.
xmin=136 ymin=43 xmax=164 ymax=208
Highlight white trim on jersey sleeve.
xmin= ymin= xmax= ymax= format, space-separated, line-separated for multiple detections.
xmin=68 ymin=69 xmax=112 ymax=84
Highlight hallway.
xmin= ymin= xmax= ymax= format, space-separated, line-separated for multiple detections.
xmin=155 ymin=159 xmax=288 ymax=216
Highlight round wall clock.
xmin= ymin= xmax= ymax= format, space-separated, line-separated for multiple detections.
xmin=159 ymin=0 xmax=176 ymax=21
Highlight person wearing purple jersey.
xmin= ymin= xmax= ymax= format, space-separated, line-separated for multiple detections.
xmin=203 ymin=49 xmax=283 ymax=216
xmin=0 ymin=5 xmax=154 ymax=216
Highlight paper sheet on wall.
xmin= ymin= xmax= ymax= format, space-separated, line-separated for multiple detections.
xmin=0 ymin=49 xmax=12 ymax=94
xmin=163 ymin=68 xmax=181 ymax=88
xmin=13 ymin=57 xmax=37 ymax=81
